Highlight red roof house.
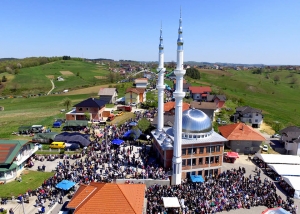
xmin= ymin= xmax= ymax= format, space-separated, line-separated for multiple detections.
xmin=164 ymin=101 xmax=190 ymax=115
xmin=188 ymin=86 xmax=212 ymax=101
xmin=67 ymin=182 xmax=146 ymax=214
xmin=218 ymin=123 xmax=266 ymax=153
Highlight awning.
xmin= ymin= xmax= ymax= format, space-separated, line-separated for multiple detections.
xmin=0 ymin=163 xmax=18 ymax=172
xmin=282 ymin=176 xmax=300 ymax=199
xmin=268 ymin=164 xmax=300 ymax=176
xmin=262 ymin=207 xmax=290 ymax=214
xmin=162 ymin=197 xmax=181 ymax=208
xmin=255 ymin=153 xmax=300 ymax=164
xmin=190 ymin=175 xmax=204 ymax=183
xmin=111 ymin=138 xmax=124 ymax=146
xmin=56 ymin=180 xmax=76 ymax=190
xmin=226 ymin=152 xmax=239 ymax=158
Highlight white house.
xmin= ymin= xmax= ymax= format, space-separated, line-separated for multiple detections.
xmin=0 ymin=140 xmax=38 ymax=182
xmin=279 ymin=126 xmax=300 ymax=156
xmin=134 ymin=78 xmax=148 ymax=88
xmin=233 ymin=106 xmax=263 ymax=128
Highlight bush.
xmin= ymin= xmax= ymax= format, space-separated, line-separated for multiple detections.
xmin=59 ymin=150 xmax=65 ymax=154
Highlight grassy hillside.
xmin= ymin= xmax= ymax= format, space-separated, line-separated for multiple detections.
xmin=0 ymin=94 xmax=93 ymax=139
xmin=0 ymin=60 xmax=110 ymax=95
xmin=190 ymin=69 xmax=300 ymax=127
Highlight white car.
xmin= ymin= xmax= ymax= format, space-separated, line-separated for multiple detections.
xmin=272 ymin=134 xmax=281 ymax=138
xmin=262 ymin=145 xmax=269 ymax=152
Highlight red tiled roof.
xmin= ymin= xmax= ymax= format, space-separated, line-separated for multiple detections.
xmin=218 ymin=123 xmax=266 ymax=141
xmin=188 ymin=86 xmax=212 ymax=94
xmin=67 ymin=183 xmax=145 ymax=214
xmin=164 ymin=102 xmax=190 ymax=112
xmin=126 ymin=88 xmax=145 ymax=94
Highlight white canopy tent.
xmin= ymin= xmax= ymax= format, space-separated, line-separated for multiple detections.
xmin=255 ymin=153 xmax=300 ymax=164
xmin=282 ymin=176 xmax=300 ymax=199
xmin=268 ymin=164 xmax=300 ymax=176
xmin=162 ymin=197 xmax=181 ymax=208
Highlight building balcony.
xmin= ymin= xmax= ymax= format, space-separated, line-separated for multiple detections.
xmin=14 ymin=146 xmax=39 ymax=166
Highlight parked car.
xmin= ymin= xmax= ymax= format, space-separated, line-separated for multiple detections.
xmin=272 ymin=134 xmax=281 ymax=138
xmin=262 ymin=145 xmax=269 ymax=152
xmin=130 ymin=102 xmax=137 ymax=106
xmin=58 ymin=201 xmax=70 ymax=214
xmin=116 ymin=111 xmax=124 ymax=116
xmin=65 ymin=143 xmax=80 ymax=151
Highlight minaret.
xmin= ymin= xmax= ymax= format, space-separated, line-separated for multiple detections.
xmin=172 ymin=10 xmax=186 ymax=185
xmin=156 ymin=24 xmax=166 ymax=132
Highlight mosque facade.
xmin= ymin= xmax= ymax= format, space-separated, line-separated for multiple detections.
xmin=151 ymin=12 xmax=228 ymax=184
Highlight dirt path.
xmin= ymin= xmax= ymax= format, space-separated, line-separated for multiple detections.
xmin=47 ymin=79 xmax=55 ymax=95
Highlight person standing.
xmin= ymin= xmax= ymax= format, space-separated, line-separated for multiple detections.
xmin=9 ymin=208 xmax=14 ymax=214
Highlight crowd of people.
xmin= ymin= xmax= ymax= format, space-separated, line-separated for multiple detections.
xmin=146 ymin=167 xmax=297 ymax=214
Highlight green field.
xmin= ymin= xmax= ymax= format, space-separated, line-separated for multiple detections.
xmin=1 ymin=60 xmax=110 ymax=96
xmin=0 ymin=170 xmax=54 ymax=198
xmin=0 ymin=94 xmax=91 ymax=139
xmin=191 ymin=69 xmax=300 ymax=127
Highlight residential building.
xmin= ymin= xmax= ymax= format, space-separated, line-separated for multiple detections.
xmin=188 ymin=86 xmax=212 ymax=101
xmin=232 ymin=106 xmax=263 ymax=128
xmin=190 ymin=101 xmax=217 ymax=120
xmin=125 ymin=88 xmax=146 ymax=105
xmin=134 ymin=78 xmax=148 ymax=88
xmin=206 ymin=95 xmax=226 ymax=109
xmin=279 ymin=126 xmax=300 ymax=155
xmin=66 ymin=98 xmax=109 ymax=121
xmin=97 ymin=88 xmax=118 ymax=104
xmin=67 ymin=182 xmax=145 ymax=214
xmin=218 ymin=123 xmax=266 ymax=154
xmin=164 ymin=101 xmax=190 ymax=115
xmin=0 ymin=140 xmax=38 ymax=182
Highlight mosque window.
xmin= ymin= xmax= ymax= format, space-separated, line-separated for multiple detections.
xmin=206 ymin=146 xmax=211 ymax=153
xmin=198 ymin=158 xmax=203 ymax=165
xmin=187 ymin=159 xmax=191 ymax=166
xmin=193 ymin=135 xmax=197 ymax=138
xmin=199 ymin=147 xmax=204 ymax=154
xmin=205 ymin=157 xmax=209 ymax=164
xmin=192 ymin=159 xmax=196 ymax=166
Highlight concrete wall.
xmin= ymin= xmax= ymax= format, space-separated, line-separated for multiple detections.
xmin=226 ymin=140 xmax=262 ymax=153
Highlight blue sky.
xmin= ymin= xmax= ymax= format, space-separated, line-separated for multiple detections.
xmin=1 ymin=0 xmax=300 ymax=65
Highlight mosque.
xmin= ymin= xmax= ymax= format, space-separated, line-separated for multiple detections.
xmin=151 ymin=12 xmax=228 ymax=185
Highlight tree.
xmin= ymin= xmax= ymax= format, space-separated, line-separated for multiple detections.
xmin=138 ymin=118 xmax=151 ymax=132
xmin=273 ymin=75 xmax=280 ymax=82
xmin=290 ymin=77 xmax=298 ymax=85
xmin=186 ymin=68 xmax=200 ymax=79
xmin=84 ymin=111 xmax=91 ymax=121
xmin=62 ymin=98 xmax=72 ymax=110
xmin=1 ymin=76 xmax=7 ymax=82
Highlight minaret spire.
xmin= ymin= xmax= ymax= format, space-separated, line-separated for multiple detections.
xmin=156 ymin=24 xmax=166 ymax=132
xmin=172 ymin=9 xmax=186 ymax=185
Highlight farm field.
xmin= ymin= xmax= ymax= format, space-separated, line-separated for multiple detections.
xmin=192 ymin=69 xmax=300 ymax=127
xmin=0 ymin=93 xmax=93 ymax=139
xmin=0 ymin=60 xmax=110 ymax=96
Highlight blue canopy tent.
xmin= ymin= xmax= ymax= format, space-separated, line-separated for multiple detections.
xmin=111 ymin=138 xmax=124 ymax=146
xmin=129 ymin=121 xmax=138 ymax=126
xmin=190 ymin=175 xmax=204 ymax=183
xmin=56 ymin=180 xmax=76 ymax=190
xmin=123 ymin=129 xmax=142 ymax=140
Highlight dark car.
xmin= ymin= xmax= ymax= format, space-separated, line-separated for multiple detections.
xmin=65 ymin=143 xmax=80 ymax=151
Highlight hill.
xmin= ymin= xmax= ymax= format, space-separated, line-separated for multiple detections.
xmin=0 ymin=60 xmax=110 ymax=96
xmin=189 ymin=68 xmax=300 ymax=128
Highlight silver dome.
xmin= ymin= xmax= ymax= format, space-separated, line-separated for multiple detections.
xmin=182 ymin=108 xmax=212 ymax=133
